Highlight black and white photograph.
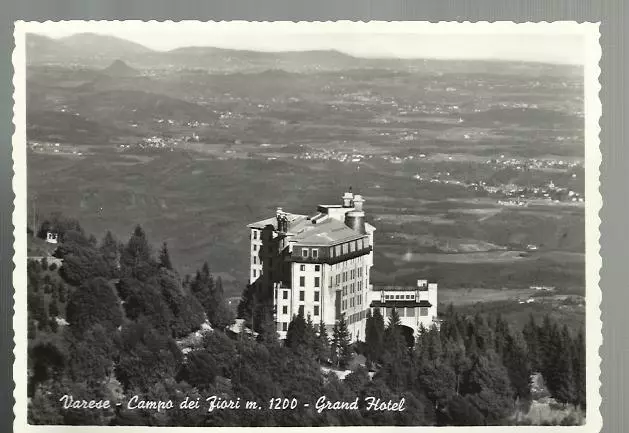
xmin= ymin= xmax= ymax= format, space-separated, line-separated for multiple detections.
xmin=12 ymin=20 xmax=601 ymax=429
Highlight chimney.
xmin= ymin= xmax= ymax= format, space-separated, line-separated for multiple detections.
xmin=344 ymin=194 xmax=365 ymax=234
xmin=353 ymin=194 xmax=364 ymax=212
xmin=276 ymin=207 xmax=285 ymax=233
xmin=342 ymin=191 xmax=354 ymax=208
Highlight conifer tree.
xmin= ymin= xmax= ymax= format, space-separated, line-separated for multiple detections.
xmin=57 ymin=282 xmax=67 ymax=303
xmin=331 ymin=315 xmax=351 ymax=368
xmin=544 ymin=325 xmax=576 ymax=404
xmin=159 ymin=242 xmax=173 ymax=270
xmin=316 ymin=319 xmax=330 ymax=363
xmin=384 ymin=308 xmax=407 ymax=358
xmin=256 ymin=307 xmax=279 ymax=346
xmin=29 ymin=293 xmax=48 ymax=331
xmin=304 ymin=314 xmax=317 ymax=353
xmin=365 ymin=309 xmax=382 ymax=364
xmin=572 ymin=329 xmax=586 ymax=408
xmin=49 ymin=299 xmax=60 ymax=318
xmin=28 ymin=319 xmax=37 ymax=340
xmin=191 ymin=262 xmax=233 ymax=328
xmin=285 ymin=310 xmax=307 ymax=350
xmin=522 ymin=314 xmax=540 ymax=370
xmin=502 ymin=329 xmax=531 ymax=402
xmin=122 ymin=225 xmax=154 ymax=280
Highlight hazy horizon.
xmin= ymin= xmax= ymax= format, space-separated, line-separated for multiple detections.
xmin=26 ymin=21 xmax=588 ymax=65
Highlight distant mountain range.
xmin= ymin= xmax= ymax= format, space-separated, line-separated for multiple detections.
xmin=25 ymin=32 xmax=364 ymax=72
xmin=26 ymin=33 xmax=151 ymax=63
xmin=25 ymin=32 xmax=582 ymax=76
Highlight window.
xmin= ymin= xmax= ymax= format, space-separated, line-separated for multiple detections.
xmin=336 ymin=245 xmax=342 ymax=256
xmin=315 ymin=265 xmax=320 ymax=272
xmin=302 ymin=248 xmax=308 ymax=258
xmin=336 ymin=275 xmax=340 ymax=285
xmin=312 ymin=249 xmax=319 ymax=258
xmin=314 ymin=305 xmax=320 ymax=316
xmin=314 ymin=277 xmax=320 ymax=288
xmin=300 ymin=264 xmax=306 ymax=271
xmin=283 ymin=290 xmax=288 ymax=300
xmin=330 ymin=247 xmax=335 ymax=257
xmin=282 ymin=322 xmax=288 ymax=331
xmin=282 ymin=306 xmax=288 ymax=314
xmin=420 ymin=307 xmax=428 ymax=316
xmin=300 ymin=276 xmax=305 ymax=287
xmin=342 ymin=243 xmax=348 ymax=254
xmin=314 ymin=291 xmax=320 ymax=302
xmin=253 ymin=244 xmax=257 ymax=251
xmin=253 ymin=230 xmax=258 ymax=240
xmin=298 ymin=305 xmax=304 ymax=316
xmin=253 ymin=257 xmax=257 ymax=264
xmin=407 ymin=307 xmax=415 ymax=317
xmin=299 ymin=291 xmax=305 ymax=301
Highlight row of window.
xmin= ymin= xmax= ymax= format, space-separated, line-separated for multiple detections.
xmin=297 ymin=238 xmax=370 ymax=261
xmin=300 ymin=264 xmax=320 ymax=272
xmin=299 ymin=290 xmax=320 ymax=302
xmin=330 ymin=238 xmax=368 ymax=258
xmin=341 ymin=294 xmax=362 ymax=310
xmin=341 ymin=281 xmax=364 ymax=297
xmin=385 ymin=294 xmax=416 ymax=300
xmin=334 ymin=271 xmax=366 ymax=286
xmin=381 ymin=306 xmax=429 ymax=317
xmin=299 ymin=276 xmax=320 ymax=288
xmin=332 ymin=256 xmax=364 ymax=270
xmin=280 ymin=304 xmax=320 ymax=317
xmin=280 ymin=289 xmax=320 ymax=302
xmin=347 ymin=310 xmax=368 ymax=324
xmin=301 ymin=248 xmax=319 ymax=259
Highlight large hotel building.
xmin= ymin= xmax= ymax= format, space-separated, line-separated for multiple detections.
xmin=247 ymin=190 xmax=438 ymax=341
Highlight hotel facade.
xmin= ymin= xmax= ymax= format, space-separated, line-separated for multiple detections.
xmin=247 ymin=191 xmax=438 ymax=341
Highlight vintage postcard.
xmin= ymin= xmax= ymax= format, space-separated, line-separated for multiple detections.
xmin=12 ymin=21 xmax=602 ymax=431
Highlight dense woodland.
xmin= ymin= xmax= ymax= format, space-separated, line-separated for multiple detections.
xmin=27 ymin=215 xmax=586 ymax=426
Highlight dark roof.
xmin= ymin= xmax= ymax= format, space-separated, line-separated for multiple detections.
xmin=375 ymin=285 xmax=433 ymax=292
xmin=370 ymin=300 xmax=432 ymax=308
xmin=248 ymin=212 xmax=366 ymax=246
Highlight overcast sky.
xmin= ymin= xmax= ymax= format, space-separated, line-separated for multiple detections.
xmin=27 ymin=21 xmax=589 ymax=65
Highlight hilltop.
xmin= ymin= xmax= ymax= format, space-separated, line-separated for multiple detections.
xmin=26 ymin=32 xmax=153 ymax=66
xmin=101 ymin=59 xmax=139 ymax=77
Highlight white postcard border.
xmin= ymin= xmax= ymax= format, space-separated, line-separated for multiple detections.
xmin=12 ymin=20 xmax=603 ymax=433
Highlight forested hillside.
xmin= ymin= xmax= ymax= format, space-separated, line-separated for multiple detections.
xmin=27 ymin=215 xmax=586 ymax=426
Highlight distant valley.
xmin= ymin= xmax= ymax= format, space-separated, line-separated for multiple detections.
xmin=25 ymin=33 xmax=586 ymax=330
